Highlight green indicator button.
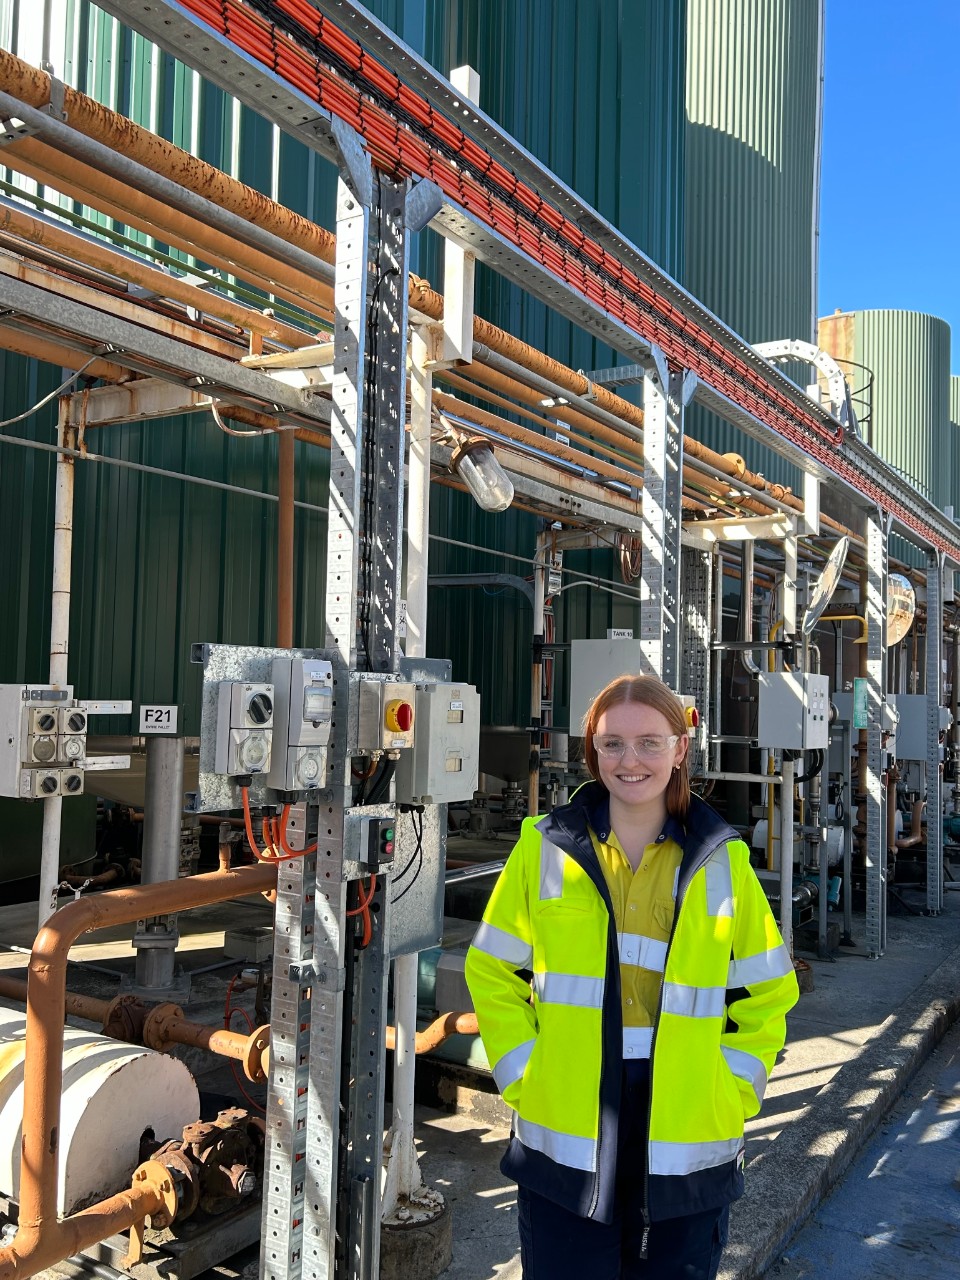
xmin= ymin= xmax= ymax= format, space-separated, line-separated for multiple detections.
xmin=384 ymin=827 xmax=394 ymax=840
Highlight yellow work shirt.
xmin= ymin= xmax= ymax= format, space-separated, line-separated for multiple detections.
xmin=589 ymin=824 xmax=683 ymax=1058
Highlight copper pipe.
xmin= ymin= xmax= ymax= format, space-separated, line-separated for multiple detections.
xmin=0 ymin=49 xmax=336 ymax=269
xmin=0 ymin=205 xmax=310 ymax=348
xmin=0 ymin=864 xmax=276 ymax=1280
xmin=384 ymin=1011 xmax=479 ymax=1054
xmin=3 ymin=140 xmax=333 ymax=320
xmin=896 ymin=798 xmax=926 ymax=850
xmin=277 ymin=429 xmax=295 ymax=647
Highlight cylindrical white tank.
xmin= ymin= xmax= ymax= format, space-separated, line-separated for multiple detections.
xmin=0 ymin=1003 xmax=200 ymax=1215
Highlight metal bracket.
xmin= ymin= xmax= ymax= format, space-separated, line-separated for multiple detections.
xmin=406 ymin=179 xmax=444 ymax=233
xmin=329 ymin=116 xmax=372 ymax=208
xmin=311 ymin=964 xmax=347 ymax=993
xmin=46 ymin=77 xmax=67 ymax=121
xmin=644 ymin=344 xmax=670 ymax=392
xmin=0 ymin=117 xmax=36 ymax=145
xmin=681 ymin=369 xmax=698 ymax=407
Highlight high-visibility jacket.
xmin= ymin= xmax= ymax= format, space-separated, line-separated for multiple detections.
xmin=464 ymin=783 xmax=799 ymax=1225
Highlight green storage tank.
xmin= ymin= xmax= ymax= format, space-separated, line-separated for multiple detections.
xmin=684 ymin=0 xmax=824 ymax=491
xmin=950 ymin=375 xmax=960 ymax=521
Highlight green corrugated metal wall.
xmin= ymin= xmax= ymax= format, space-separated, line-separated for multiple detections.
xmin=683 ymin=0 xmax=823 ymax=491
xmin=1 ymin=0 xmax=689 ymax=742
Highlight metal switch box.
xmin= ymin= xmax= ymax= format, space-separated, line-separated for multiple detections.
xmin=269 ymin=657 xmax=333 ymax=792
xmin=757 ymin=672 xmax=830 ymax=750
xmin=214 ymin=681 xmax=274 ymax=776
xmin=395 ymin=682 xmax=481 ymax=804
xmin=357 ymin=679 xmax=417 ymax=753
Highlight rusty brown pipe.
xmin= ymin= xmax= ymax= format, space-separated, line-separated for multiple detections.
xmin=0 ymin=979 xmax=269 ymax=1081
xmin=0 ymin=863 xmax=276 ymax=1280
xmin=896 ymin=798 xmax=926 ymax=850
xmin=384 ymin=1011 xmax=479 ymax=1054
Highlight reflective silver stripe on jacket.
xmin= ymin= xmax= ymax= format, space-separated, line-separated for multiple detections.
xmin=618 ymin=931 xmax=668 ymax=973
xmin=516 ymin=1116 xmax=597 ymax=1172
xmin=728 ymin=943 xmax=793 ymax=988
xmin=538 ymin=837 xmax=566 ymax=901
xmin=493 ymin=1038 xmax=536 ymax=1093
xmin=649 ymin=1135 xmax=743 ymax=1175
xmin=471 ymin=921 xmax=533 ymax=968
xmin=534 ymin=972 xmax=604 ymax=1008
xmin=721 ymin=1044 xmax=768 ymax=1102
xmin=661 ymin=981 xmax=726 ymax=1019
xmin=704 ymin=847 xmax=734 ymax=917
xmin=623 ymin=1025 xmax=653 ymax=1058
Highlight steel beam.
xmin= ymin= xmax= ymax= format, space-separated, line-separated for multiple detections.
xmin=926 ymin=552 xmax=944 ymax=914
xmin=865 ymin=512 xmax=888 ymax=957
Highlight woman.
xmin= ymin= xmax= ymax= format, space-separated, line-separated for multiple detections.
xmin=465 ymin=674 xmax=798 ymax=1280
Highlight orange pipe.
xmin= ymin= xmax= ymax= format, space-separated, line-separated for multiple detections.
xmin=3 ymin=140 xmax=333 ymax=319
xmin=0 ymin=864 xmax=276 ymax=1280
xmin=385 ymin=1010 xmax=479 ymax=1054
xmin=0 ymin=202 xmax=310 ymax=348
xmin=0 ymin=49 xmax=336 ymax=269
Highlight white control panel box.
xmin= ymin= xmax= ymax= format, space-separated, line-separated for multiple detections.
xmin=757 ymin=672 xmax=830 ymax=750
xmin=395 ymin=682 xmax=481 ymax=804
xmin=269 ymin=657 xmax=333 ymax=792
xmin=570 ymin=640 xmax=650 ymax=734
xmin=214 ymin=681 xmax=274 ymax=776
xmin=0 ymin=683 xmax=89 ymax=799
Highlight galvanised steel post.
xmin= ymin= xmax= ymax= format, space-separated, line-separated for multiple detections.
xmin=926 ymin=552 xmax=944 ymax=915
xmin=865 ymin=512 xmax=888 ymax=957
xmin=133 ymin=735 xmax=186 ymax=994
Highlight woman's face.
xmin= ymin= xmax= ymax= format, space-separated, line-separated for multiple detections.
xmin=594 ymin=700 xmax=688 ymax=811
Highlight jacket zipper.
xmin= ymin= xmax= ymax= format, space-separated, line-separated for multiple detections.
xmin=639 ymin=835 xmax=728 ymax=1260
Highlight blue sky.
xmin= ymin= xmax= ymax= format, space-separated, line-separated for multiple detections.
xmin=818 ymin=1 xmax=960 ymax=371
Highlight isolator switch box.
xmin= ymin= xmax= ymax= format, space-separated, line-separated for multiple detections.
xmin=357 ymin=680 xmax=417 ymax=753
xmin=757 ymin=672 xmax=830 ymax=750
xmin=214 ymin=681 xmax=274 ymax=776
xmin=0 ymin=683 xmax=78 ymax=799
xmin=395 ymin=682 xmax=481 ymax=805
xmin=268 ymin=658 xmax=333 ymax=792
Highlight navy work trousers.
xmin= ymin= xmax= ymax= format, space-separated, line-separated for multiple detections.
xmin=516 ymin=1062 xmax=730 ymax=1280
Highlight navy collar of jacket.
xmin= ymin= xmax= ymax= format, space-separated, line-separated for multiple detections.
xmin=537 ymin=780 xmax=739 ymax=899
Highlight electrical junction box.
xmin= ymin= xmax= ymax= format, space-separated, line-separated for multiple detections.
xmin=757 ymin=672 xmax=830 ymax=750
xmin=891 ymin=693 xmax=945 ymax=761
xmin=214 ymin=681 xmax=274 ymax=776
xmin=395 ymin=682 xmax=481 ymax=805
xmin=356 ymin=679 xmax=417 ymax=753
xmin=363 ymin=816 xmax=397 ymax=869
xmin=569 ymin=640 xmax=649 ymax=735
xmin=0 ymin=683 xmax=87 ymax=799
xmin=269 ymin=657 xmax=333 ymax=792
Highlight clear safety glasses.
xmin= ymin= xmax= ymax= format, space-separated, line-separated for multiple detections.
xmin=593 ymin=734 xmax=680 ymax=760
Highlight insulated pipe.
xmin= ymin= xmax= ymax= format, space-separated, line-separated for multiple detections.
xmin=277 ymin=430 xmax=295 ymax=648
xmin=133 ymin=737 xmax=186 ymax=995
xmin=0 ymin=864 xmax=277 ymax=1280
xmin=1 ymin=139 xmax=332 ymax=319
xmin=0 ymin=49 xmax=338 ymax=268
xmin=0 ymin=96 xmax=337 ymax=293
xmin=0 ymin=202 xmax=311 ymax=348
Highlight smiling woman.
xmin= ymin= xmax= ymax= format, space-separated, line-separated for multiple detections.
xmin=465 ymin=674 xmax=799 ymax=1280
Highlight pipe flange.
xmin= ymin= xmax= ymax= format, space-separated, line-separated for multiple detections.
xmin=102 ymin=993 xmax=147 ymax=1043
xmin=131 ymin=1158 xmax=179 ymax=1230
xmin=243 ymin=1024 xmax=271 ymax=1083
xmin=142 ymin=1001 xmax=183 ymax=1052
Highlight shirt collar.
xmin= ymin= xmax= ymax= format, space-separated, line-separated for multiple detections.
xmin=586 ymin=789 xmax=685 ymax=847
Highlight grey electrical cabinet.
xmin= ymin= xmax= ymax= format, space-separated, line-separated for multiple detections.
xmin=757 ymin=672 xmax=830 ymax=750
xmin=394 ymin=682 xmax=481 ymax=804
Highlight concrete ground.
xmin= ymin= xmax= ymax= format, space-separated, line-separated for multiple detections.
xmin=1 ymin=885 xmax=959 ymax=1279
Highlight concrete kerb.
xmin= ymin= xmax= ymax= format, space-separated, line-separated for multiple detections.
xmin=719 ymin=941 xmax=960 ymax=1280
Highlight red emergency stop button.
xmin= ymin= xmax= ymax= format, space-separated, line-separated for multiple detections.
xmin=685 ymin=706 xmax=700 ymax=729
xmin=385 ymin=699 xmax=414 ymax=733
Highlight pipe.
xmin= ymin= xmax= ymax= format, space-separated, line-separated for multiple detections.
xmin=896 ymin=798 xmax=925 ymax=850
xmin=384 ymin=1011 xmax=479 ymax=1055
xmin=529 ymin=531 xmax=548 ymax=818
xmin=0 ymin=51 xmax=338 ymax=268
xmin=0 ymin=864 xmax=277 ymax=1280
xmin=779 ymin=757 xmax=795 ymax=955
xmin=37 ymin=402 xmax=74 ymax=928
xmin=2 ymin=135 xmax=333 ymax=320
xmin=133 ymin=737 xmax=186 ymax=995
xmin=277 ymin=429 xmax=295 ymax=648
xmin=0 ymin=200 xmax=310 ymax=348
xmin=0 ymin=978 xmax=268 ymax=1080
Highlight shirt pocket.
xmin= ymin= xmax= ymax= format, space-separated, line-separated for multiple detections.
xmin=652 ymin=897 xmax=676 ymax=935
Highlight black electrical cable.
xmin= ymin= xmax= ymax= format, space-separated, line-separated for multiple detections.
xmin=391 ymin=809 xmax=424 ymax=904
xmin=365 ymin=757 xmax=398 ymax=806
xmin=794 ymin=750 xmax=825 ymax=784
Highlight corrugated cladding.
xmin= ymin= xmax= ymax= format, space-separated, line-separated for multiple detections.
xmin=683 ymin=0 xmax=823 ymax=492
xmin=948 ymin=375 xmax=960 ymax=521
xmin=818 ymin=309 xmax=951 ymax=568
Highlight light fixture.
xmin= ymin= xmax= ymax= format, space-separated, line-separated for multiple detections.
xmin=450 ymin=436 xmax=514 ymax=513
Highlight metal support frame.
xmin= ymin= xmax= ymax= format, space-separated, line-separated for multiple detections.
xmin=926 ymin=551 xmax=944 ymax=914
xmin=865 ymin=512 xmax=888 ymax=957
xmin=679 ymin=546 xmax=712 ymax=778
xmin=640 ymin=353 xmax=691 ymax=686
xmin=132 ymin=735 xmax=187 ymax=997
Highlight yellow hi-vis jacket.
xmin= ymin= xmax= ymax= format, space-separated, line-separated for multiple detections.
xmin=464 ymin=784 xmax=799 ymax=1225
